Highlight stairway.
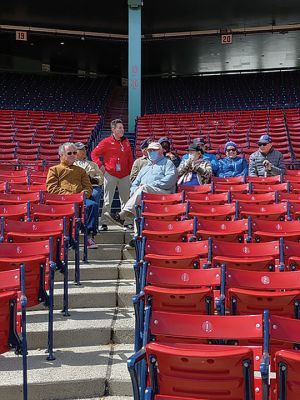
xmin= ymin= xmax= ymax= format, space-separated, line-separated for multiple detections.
xmin=0 ymin=226 xmax=135 ymax=400
xmin=103 ymin=87 xmax=128 ymax=131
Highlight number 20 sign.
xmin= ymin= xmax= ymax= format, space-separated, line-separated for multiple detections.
xmin=221 ymin=34 xmax=232 ymax=44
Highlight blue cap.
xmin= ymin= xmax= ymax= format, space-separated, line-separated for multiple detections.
xmin=224 ymin=141 xmax=237 ymax=153
xmin=257 ymin=134 xmax=272 ymax=145
xmin=158 ymin=136 xmax=171 ymax=144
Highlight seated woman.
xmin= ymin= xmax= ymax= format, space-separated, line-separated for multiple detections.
xmin=177 ymin=143 xmax=212 ymax=186
xmin=218 ymin=141 xmax=248 ymax=178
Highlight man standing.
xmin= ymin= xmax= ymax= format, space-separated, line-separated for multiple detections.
xmin=249 ymin=134 xmax=285 ymax=177
xmin=46 ymin=142 xmax=99 ymax=249
xmin=104 ymin=142 xmax=178 ymax=227
xmin=130 ymin=138 xmax=151 ymax=182
xmin=91 ymin=119 xmax=134 ymax=231
xmin=74 ymin=142 xmax=103 ymax=205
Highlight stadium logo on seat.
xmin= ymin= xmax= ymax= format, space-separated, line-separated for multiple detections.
xmin=32 ymin=224 xmax=38 ymax=231
xmin=243 ymin=246 xmax=250 ymax=254
xmin=16 ymin=246 xmax=23 ymax=254
xmin=175 ymin=246 xmax=182 ymax=253
xmin=220 ymin=224 xmax=227 ymax=230
xmin=202 ymin=321 xmax=213 ymax=333
xmin=181 ymin=273 xmax=190 ymax=282
xmin=275 ymin=224 xmax=282 ymax=230
xmin=167 ymin=224 xmax=173 ymax=230
xmin=261 ymin=276 xmax=270 ymax=285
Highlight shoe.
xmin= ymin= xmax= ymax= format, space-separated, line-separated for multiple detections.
xmin=124 ymin=239 xmax=135 ymax=250
xmin=104 ymin=212 xmax=124 ymax=227
xmin=123 ymin=224 xmax=134 ymax=231
xmin=99 ymin=224 xmax=108 ymax=231
xmin=87 ymin=237 xmax=98 ymax=249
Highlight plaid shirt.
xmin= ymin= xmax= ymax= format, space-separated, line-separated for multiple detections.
xmin=249 ymin=148 xmax=285 ymax=177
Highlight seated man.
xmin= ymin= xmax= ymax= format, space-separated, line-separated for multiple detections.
xmin=130 ymin=138 xmax=151 ymax=182
xmin=182 ymin=137 xmax=219 ymax=175
xmin=158 ymin=137 xmax=181 ymax=167
xmin=249 ymin=134 xmax=285 ymax=177
xmin=217 ymin=141 xmax=248 ymax=178
xmin=104 ymin=141 xmax=178 ymax=226
xmin=46 ymin=142 xmax=99 ymax=249
xmin=74 ymin=142 xmax=104 ymax=205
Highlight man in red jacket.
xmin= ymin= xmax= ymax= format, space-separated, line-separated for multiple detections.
xmin=91 ymin=119 xmax=134 ymax=230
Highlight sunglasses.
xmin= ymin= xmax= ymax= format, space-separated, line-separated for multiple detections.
xmin=226 ymin=148 xmax=236 ymax=152
xmin=66 ymin=151 xmax=77 ymax=155
xmin=258 ymin=143 xmax=268 ymax=147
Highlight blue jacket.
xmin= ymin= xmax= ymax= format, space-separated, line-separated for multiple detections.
xmin=182 ymin=152 xmax=219 ymax=175
xmin=131 ymin=155 xmax=178 ymax=195
xmin=217 ymin=156 xmax=248 ymax=178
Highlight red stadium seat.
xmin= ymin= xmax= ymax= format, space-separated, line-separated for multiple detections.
xmin=188 ymin=203 xmax=236 ymax=220
xmin=238 ymin=202 xmax=287 ymax=220
xmin=141 ymin=192 xmax=184 ymax=204
xmin=141 ymin=202 xmax=188 ymax=220
xmin=196 ymin=218 xmax=248 ymax=242
xmin=252 ymin=218 xmax=300 ymax=241
xmin=231 ymin=192 xmax=276 ymax=204
xmin=140 ymin=218 xmax=196 ymax=242
xmin=185 ymin=192 xmax=229 ymax=204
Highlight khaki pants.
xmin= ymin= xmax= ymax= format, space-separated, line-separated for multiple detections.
xmin=101 ymin=173 xmax=131 ymax=225
xmin=123 ymin=184 xmax=170 ymax=215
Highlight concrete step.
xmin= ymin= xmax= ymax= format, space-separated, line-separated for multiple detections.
xmin=34 ymin=279 xmax=135 ymax=310
xmin=26 ymin=307 xmax=134 ymax=349
xmin=69 ymin=244 xmax=123 ymax=261
xmin=79 ymin=230 xmax=126 ymax=245
xmin=0 ymin=344 xmax=133 ymax=400
xmin=55 ymin=261 xmax=135 ymax=282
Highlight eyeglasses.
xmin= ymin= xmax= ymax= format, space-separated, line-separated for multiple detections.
xmin=226 ymin=148 xmax=236 ymax=152
xmin=258 ymin=143 xmax=268 ymax=147
xmin=66 ymin=151 xmax=77 ymax=155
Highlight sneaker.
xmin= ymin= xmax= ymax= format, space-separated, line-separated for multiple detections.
xmin=104 ymin=212 xmax=124 ymax=227
xmin=99 ymin=224 xmax=108 ymax=231
xmin=123 ymin=224 xmax=134 ymax=231
xmin=124 ymin=239 xmax=135 ymax=250
xmin=87 ymin=237 xmax=98 ymax=249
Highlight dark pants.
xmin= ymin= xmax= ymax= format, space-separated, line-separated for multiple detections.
xmin=85 ymin=199 xmax=99 ymax=236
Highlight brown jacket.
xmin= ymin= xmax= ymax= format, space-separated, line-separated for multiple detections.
xmin=46 ymin=162 xmax=93 ymax=198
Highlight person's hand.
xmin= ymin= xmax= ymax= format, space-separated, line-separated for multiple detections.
xmin=263 ymin=160 xmax=272 ymax=171
xmin=166 ymin=152 xmax=176 ymax=160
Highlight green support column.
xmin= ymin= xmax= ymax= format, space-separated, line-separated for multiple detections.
xmin=128 ymin=0 xmax=142 ymax=133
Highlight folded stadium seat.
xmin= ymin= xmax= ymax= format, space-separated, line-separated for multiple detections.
xmin=0 ymin=203 xmax=28 ymax=221
xmin=289 ymin=182 xmax=300 ymax=193
xmin=2 ymin=218 xmax=70 ymax=316
xmin=0 ymin=192 xmax=40 ymax=204
xmin=178 ymin=184 xmax=213 ymax=193
xmin=251 ymin=183 xmax=289 ymax=194
xmin=141 ymin=238 xmax=209 ymax=269
xmin=237 ymin=201 xmax=288 ymax=220
xmin=246 ymin=175 xmax=282 ymax=184
xmin=0 ymin=267 xmax=28 ymax=399
xmin=210 ymin=239 xmax=282 ymax=271
xmin=185 ymin=192 xmax=230 ymax=204
xmin=251 ymin=218 xmax=300 ymax=242
xmin=128 ymin=311 xmax=268 ymax=400
xmin=214 ymin=183 xmax=250 ymax=193
xmin=275 ymin=340 xmax=300 ymax=399
xmin=141 ymin=192 xmax=184 ymax=205
xmin=139 ymin=218 xmax=196 ymax=242
xmin=188 ymin=203 xmax=236 ymax=220
xmin=8 ymin=183 xmax=47 ymax=193
xmin=231 ymin=192 xmax=277 ymax=204
xmin=278 ymin=192 xmax=300 ymax=203
xmin=196 ymin=219 xmax=248 ymax=242
xmin=213 ymin=176 xmax=245 ymax=185
xmin=0 ymin=240 xmax=56 ymax=360
xmin=141 ymin=202 xmax=188 ymax=221
xmin=226 ymin=268 xmax=300 ymax=318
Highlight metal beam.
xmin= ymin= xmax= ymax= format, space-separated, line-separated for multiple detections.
xmin=128 ymin=2 xmax=142 ymax=133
